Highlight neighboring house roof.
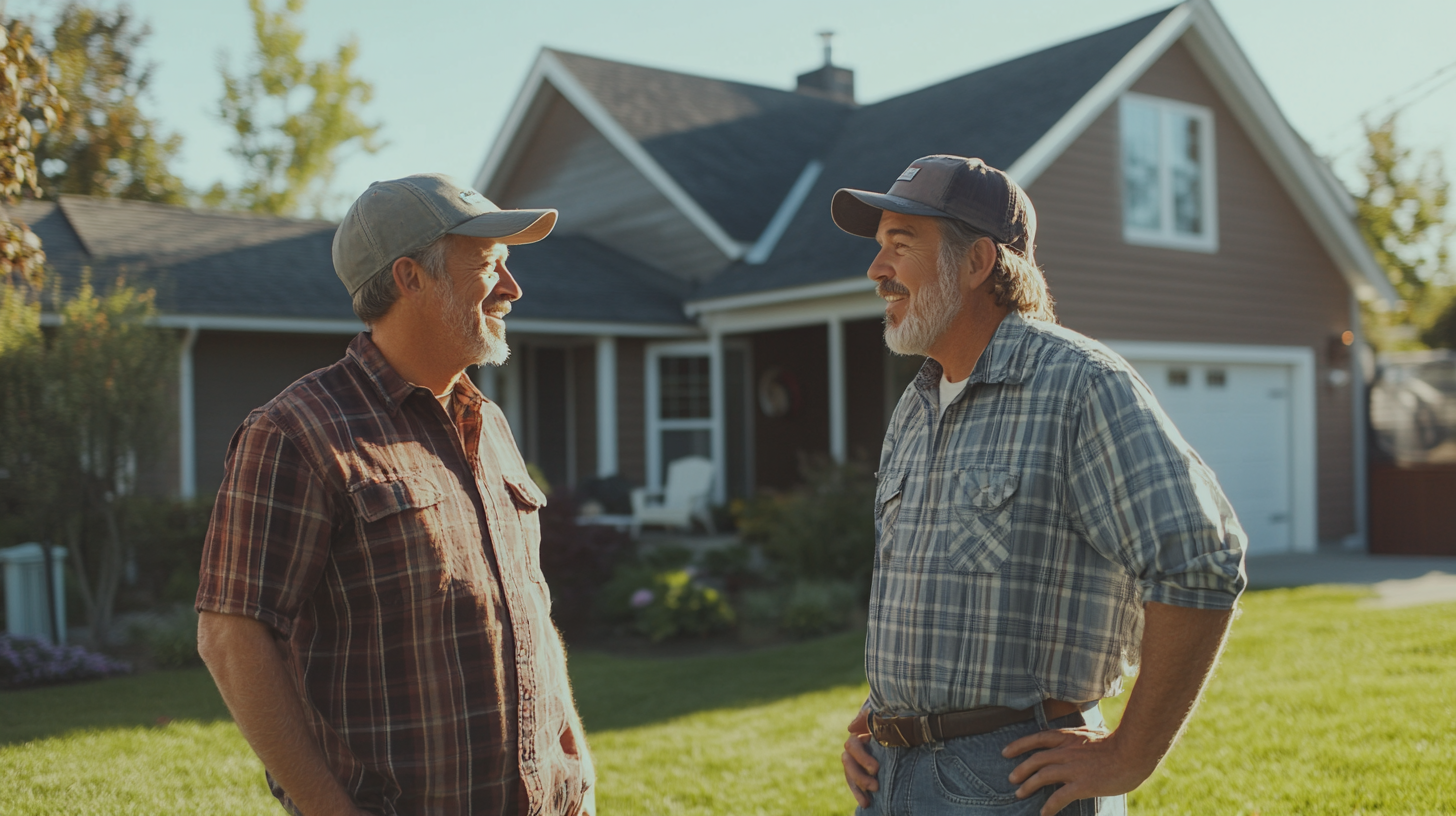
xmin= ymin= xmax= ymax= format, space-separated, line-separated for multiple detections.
xmin=9 ymin=195 xmax=692 ymax=332
xmin=549 ymin=51 xmax=853 ymax=243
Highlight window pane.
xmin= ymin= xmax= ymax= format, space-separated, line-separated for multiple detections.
xmin=1170 ymin=113 xmax=1204 ymax=235
xmin=661 ymin=428 xmax=712 ymax=477
xmin=659 ymin=355 xmax=711 ymax=419
xmin=1121 ymin=100 xmax=1162 ymax=231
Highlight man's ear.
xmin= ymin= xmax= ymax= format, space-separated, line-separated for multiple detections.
xmin=392 ymin=256 xmax=426 ymax=299
xmin=966 ymin=237 xmax=998 ymax=290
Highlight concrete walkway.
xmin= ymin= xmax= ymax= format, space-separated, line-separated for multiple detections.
xmin=1246 ymin=551 xmax=1456 ymax=608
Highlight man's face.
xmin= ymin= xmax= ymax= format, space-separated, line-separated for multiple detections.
xmin=430 ymin=235 xmax=520 ymax=367
xmin=868 ymin=211 xmax=962 ymax=356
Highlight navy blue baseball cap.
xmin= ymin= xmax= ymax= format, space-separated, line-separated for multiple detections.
xmin=831 ymin=155 xmax=1036 ymax=259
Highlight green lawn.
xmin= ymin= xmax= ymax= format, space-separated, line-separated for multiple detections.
xmin=2 ymin=587 xmax=1453 ymax=815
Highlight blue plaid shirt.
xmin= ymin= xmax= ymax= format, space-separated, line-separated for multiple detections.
xmin=867 ymin=312 xmax=1246 ymax=715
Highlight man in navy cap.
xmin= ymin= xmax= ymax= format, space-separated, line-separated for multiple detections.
xmin=834 ymin=155 xmax=1245 ymax=816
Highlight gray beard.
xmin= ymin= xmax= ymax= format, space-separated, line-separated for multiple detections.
xmin=438 ymin=284 xmax=510 ymax=367
xmin=884 ymin=262 xmax=963 ymax=356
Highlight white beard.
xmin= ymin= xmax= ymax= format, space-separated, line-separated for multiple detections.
xmin=437 ymin=283 xmax=510 ymax=367
xmin=883 ymin=261 xmax=963 ymax=356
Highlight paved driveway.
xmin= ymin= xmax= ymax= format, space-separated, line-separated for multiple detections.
xmin=1246 ymin=551 xmax=1456 ymax=608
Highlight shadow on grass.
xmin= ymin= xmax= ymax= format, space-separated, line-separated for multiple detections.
xmin=569 ymin=628 xmax=867 ymax=732
xmin=1 ymin=630 xmax=870 ymax=746
xmin=0 ymin=667 xmax=231 ymax=746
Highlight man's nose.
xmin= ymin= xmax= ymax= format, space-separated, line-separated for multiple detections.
xmin=867 ymin=246 xmax=894 ymax=282
xmin=495 ymin=263 xmax=522 ymax=302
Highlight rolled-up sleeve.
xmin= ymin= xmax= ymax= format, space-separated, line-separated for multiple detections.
xmin=1068 ymin=368 xmax=1246 ymax=610
xmin=196 ymin=411 xmax=335 ymax=638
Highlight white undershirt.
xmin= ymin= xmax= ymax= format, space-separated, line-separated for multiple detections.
xmin=939 ymin=374 xmax=970 ymax=418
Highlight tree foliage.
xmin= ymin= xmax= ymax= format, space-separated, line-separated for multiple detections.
xmin=205 ymin=0 xmax=381 ymax=216
xmin=0 ymin=274 xmax=178 ymax=645
xmin=0 ymin=18 xmax=66 ymax=288
xmin=33 ymin=3 xmax=186 ymax=205
xmin=1355 ymin=114 xmax=1456 ymax=349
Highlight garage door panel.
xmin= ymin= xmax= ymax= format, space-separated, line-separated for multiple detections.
xmin=1130 ymin=361 xmax=1293 ymax=555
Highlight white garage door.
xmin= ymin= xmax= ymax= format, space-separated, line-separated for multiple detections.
xmin=1127 ymin=361 xmax=1294 ymax=556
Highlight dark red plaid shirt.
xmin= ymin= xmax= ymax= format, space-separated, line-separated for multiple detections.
xmin=198 ymin=333 xmax=591 ymax=816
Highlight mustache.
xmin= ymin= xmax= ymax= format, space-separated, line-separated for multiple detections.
xmin=484 ymin=300 xmax=512 ymax=319
xmin=876 ymin=280 xmax=909 ymax=299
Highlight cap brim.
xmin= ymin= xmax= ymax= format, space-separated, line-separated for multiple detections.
xmin=831 ymin=189 xmax=952 ymax=238
xmin=448 ymin=209 xmax=558 ymax=244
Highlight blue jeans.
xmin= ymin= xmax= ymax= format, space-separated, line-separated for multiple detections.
xmin=854 ymin=704 xmax=1128 ymax=816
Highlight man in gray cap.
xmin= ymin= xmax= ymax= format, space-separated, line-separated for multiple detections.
xmin=197 ymin=174 xmax=593 ymax=816
xmin=833 ymin=155 xmax=1245 ymax=816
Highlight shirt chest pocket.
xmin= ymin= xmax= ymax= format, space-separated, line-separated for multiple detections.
xmin=347 ymin=472 xmax=481 ymax=604
xmin=503 ymin=475 xmax=549 ymax=585
xmin=875 ymin=469 xmax=908 ymax=553
xmin=947 ymin=469 xmax=1019 ymax=574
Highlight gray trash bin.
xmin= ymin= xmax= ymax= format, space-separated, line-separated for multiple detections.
xmin=0 ymin=543 xmax=68 ymax=644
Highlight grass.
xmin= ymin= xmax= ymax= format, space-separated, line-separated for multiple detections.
xmin=1 ymin=587 xmax=1453 ymax=815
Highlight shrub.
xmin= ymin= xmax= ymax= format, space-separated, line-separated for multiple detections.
xmin=133 ymin=607 xmax=202 ymax=669
xmin=737 ymin=457 xmax=876 ymax=586
xmin=536 ymin=491 xmax=633 ymax=635
xmin=120 ymin=497 xmax=214 ymax=611
xmin=0 ymin=633 xmax=132 ymax=690
xmin=779 ymin=579 xmax=861 ymax=639
xmin=632 ymin=570 xmax=735 ymax=643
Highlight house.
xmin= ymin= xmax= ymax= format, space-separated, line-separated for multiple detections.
xmin=18 ymin=0 xmax=1395 ymax=556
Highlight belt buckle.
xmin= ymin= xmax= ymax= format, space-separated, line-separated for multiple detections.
xmin=870 ymin=714 xmax=929 ymax=748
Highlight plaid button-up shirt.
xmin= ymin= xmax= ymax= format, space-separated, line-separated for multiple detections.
xmin=198 ymin=333 xmax=591 ymax=816
xmin=867 ymin=312 xmax=1246 ymax=715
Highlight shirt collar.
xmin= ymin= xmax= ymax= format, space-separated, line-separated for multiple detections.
xmin=913 ymin=311 xmax=1036 ymax=396
xmin=347 ymin=332 xmax=427 ymax=415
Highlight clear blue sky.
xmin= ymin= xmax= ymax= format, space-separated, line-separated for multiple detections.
xmin=10 ymin=0 xmax=1456 ymax=219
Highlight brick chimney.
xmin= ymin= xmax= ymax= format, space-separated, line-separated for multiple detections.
xmin=796 ymin=31 xmax=855 ymax=105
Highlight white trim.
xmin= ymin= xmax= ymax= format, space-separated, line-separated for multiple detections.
xmin=178 ymin=326 xmax=198 ymax=500
xmin=1119 ymin=93 xmax=1219 ymax=253
xmin=745 ymin=160 xmax=824 ymax=265
xmin=474 ymin=54 xmax=555 ymax=195
xmin=708 ymin=331 xmax=727 ymax=504
xmin=643 ymin=341 xmax=719 ymax=493
xmin=686 ymin=276 xmax=876 ymax=317
xmin=827 ymin=317 xmax=847 ymax=463
xmin=507 ymin=317 xmax=701 ymax=338
xmin=698 ymin=289 xmax=886 ymax=336
xmin=483 ymin=50 xmax=747 ymax=262
xmin=153 ymin=314 xmax=362 ymax=334
xmin=1103 ymin=339 xmax=1318 ymax=554
xmin=595 ymin=336 xmax=618 ymax=477
xmin=1007 ymin=4 xmax=1194 ymax=187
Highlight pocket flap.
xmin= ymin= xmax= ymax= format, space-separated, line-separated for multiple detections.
xmin=348 ymin=475 xmax=443 ymax=523
xmin=505 ymin=476 xmax=548 ymax=511
xmin=876 ymin=469 xmax=908 ymax=506
xmin=955 ymin=469 xmax=1019 ymax=511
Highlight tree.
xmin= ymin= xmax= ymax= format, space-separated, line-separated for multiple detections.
xmin=0 ymin=18 xmax=66 ymax=288
xmin=205 ymin=0 xmax=381 ymax=217
xmin=1354 ymin=114 xmax=1455 ymax=350
xmin=33 ymin=3 xmax=186 ymax=205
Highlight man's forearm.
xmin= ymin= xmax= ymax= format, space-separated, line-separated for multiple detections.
xmin=1110 ymin=601 xmax=1234 ymax=771
xmin=198 ymin=611 xmax=363 ymax=816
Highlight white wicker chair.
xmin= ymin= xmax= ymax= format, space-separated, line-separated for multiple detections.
xmin=630 ymin=456 xmax=715 ymax=537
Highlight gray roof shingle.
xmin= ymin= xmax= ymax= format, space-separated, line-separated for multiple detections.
xmin=552 ymin=50 xmax=853 ymax=243
xmin=691 ymin=8 xmax=1173 ymax=302
xmin=10 ymin=196 xmax=689 ymax=326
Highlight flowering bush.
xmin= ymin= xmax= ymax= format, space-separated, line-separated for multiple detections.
xmin=0 ymin=633 xmax=132 ymax=690
xmin=632 ymin=569 xmax=736 ymax=643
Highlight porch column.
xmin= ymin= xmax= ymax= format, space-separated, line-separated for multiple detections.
xmin=178 ymin=325 xmax=199 ymax=500
xmin=595 ymin=336 xmax=617 ymax=477
xmin=828 ymin=316 xmax=847 ymax=463
xmin=709 ymin=328 xmax=727 ymax=504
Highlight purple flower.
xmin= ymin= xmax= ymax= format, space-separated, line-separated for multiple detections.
xmin=630 ymin=588 xmax=655 ymax=609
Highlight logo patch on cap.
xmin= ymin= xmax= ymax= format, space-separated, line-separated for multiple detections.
xmin=897 ymin=167 xmax=921 ymax=182
xmin=459 ymin=189 xmax=487 ymax=206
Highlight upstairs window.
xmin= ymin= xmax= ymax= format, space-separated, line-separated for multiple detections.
xmin=1120 ymin=93 xmax=1217 ymax=252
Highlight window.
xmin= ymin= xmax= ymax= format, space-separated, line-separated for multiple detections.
xmin=1120 ymin=93 xmax=1217 ymax=252
xmin=645 ymin=343 xmax=718 ymax=492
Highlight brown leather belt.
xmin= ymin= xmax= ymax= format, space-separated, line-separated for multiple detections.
xmin=870 ymin=700 xmax=1083 ymax=748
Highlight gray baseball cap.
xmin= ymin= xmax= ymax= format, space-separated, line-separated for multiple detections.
xmin=332 ymin=173 xmax=557 ymax=295
xmin=831 ymin=155 xmax=1036 ymax=260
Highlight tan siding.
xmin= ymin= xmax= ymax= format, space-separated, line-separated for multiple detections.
xmin=192 ymin=332 xmax=353 ymax=500
xmin=1029 ymin=40 xmax=1357 ymax=541
xmin=496 ymin=88 xmax=730 ymax=282
xmin=615 ymin=338 xmax=646 ymax=485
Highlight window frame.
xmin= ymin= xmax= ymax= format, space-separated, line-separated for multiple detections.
xmin=1119 ymin=92 xmax=1219 ymax=254
xmin=644 ymin=341 xmax=718 ymax=492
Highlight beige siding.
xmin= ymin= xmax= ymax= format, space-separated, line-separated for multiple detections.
xmin=192 ymin=332 xmax=353 ymax=500
xmin=1029 ymin=40 xmax=1357 ymax=541
xmin=494 ymin=87 xmax=730 ymax=282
